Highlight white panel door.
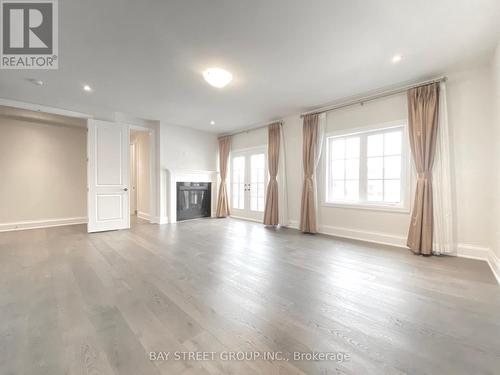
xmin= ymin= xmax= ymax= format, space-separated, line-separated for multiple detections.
xmin=230 ymin=148 xmax=267 ymax=221
xmin=87 ymin=120 xmax=130 ymax=233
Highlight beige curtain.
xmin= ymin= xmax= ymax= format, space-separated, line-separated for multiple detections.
xmin=263 ymin=123 xmax=281 ymax=225
xmin=216 ymin=136 xmax=231 ymax=217
xmin=300 ymin=114 xmax=319 ymax=233
xmin=407 ymin=83 xmax=440 ymax=255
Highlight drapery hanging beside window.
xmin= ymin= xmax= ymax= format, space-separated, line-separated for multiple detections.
xmin=300 ymin=114 xmax=319 ymax=233
xmin=314 ymin=113 xmax=326 ymax=227
xmin=278 ymin=122 xmax=288 ymax=226
xmin=407 ymin=83 xmax=439 ymax=254
xmin=216 ymin=136 xmax=231 ymax=217
xmin=432 ymin=82 xmax=455 ymax=254
xmin=263 ymin=122 xmax=281 ymax=225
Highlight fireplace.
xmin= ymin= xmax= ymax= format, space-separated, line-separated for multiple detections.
xmin=176 ymin=182 xmax=211 ymax=221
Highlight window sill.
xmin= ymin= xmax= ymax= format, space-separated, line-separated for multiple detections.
xmin=322 ymin=201 xmax=410 ymax=214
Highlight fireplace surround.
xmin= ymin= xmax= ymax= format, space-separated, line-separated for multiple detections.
xmin=164 ymin=169 xmax=217 ymax=223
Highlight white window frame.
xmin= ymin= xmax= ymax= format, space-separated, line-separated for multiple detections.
xmin=322 ymin=120 xmax=411 ymax=213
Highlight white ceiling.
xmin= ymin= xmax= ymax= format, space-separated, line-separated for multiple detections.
xmin=1 ymin=0 xmax=499 ymax=133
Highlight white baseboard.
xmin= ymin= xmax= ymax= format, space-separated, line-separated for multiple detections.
xmin=456 ymin=244 xmax=491 ymax=259
xmin=137 ymin=211 xmax=151 ymax=221
xmin=319 ymin=224 xmax=407 ymax=248
xmin=289 ymin=221 xmax=406 ymax=248
xmin=287 ymin=219 xmax=499 ymax=284
xmin=230 ymin=215 xmax=262 ymax=224
xmin=489 ymin=252 xmax=500 ymax=284
xmin=150 ymin=216 xmax=168 ymax=224
xmin=0 ymin=217 xmax=88 ymax=232
xmin=458 ymin=245 xmax=500 ymax=284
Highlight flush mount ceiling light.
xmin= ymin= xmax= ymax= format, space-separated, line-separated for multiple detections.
xmin=210 ymin=120 xmax=215 ymax=125
xmin=391 ymin=54 xmax=402 ymax=64
xmin=26 ymin=78 xmax=44 ymax=86
xmin=83 ymin=84 xmax=92 ymax=92
xmin=202 ymin=68 xmax=232 ymax=88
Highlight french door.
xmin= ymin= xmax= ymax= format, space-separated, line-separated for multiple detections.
xmin=230 ymin=148 xmax=267 ymax=221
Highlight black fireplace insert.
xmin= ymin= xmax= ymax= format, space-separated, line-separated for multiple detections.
xmin=176 ymin=182 xmax=211 ymax=221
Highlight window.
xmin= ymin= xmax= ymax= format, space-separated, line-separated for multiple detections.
xmin=325 ymin=123 xmax=409 ymax=210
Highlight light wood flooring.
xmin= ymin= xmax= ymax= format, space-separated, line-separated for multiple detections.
xmin=0 ymin=217 xmax=499 ymax=375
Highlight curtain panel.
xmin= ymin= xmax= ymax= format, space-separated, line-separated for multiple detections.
xmin=263 ymin=122 xmax=281 ymax=225
xmin=407 ymin=83 xmax=440 ymax=255
xmin=216 ymin=135 xmax=231 ymax=217
xmin=432 ymin=82 xmax=456 ymax=254
xmin=277 ymin=123 xmax=288 ymax=226
xmin=300 ymin=114 xmax=319 ymax=233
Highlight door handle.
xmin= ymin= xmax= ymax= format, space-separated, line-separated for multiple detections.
xmin=123 ymin=188 xmax=128 ymax=192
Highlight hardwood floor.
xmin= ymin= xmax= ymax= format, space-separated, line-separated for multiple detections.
xmin=0 ymin=217 xmax=499 ymax=375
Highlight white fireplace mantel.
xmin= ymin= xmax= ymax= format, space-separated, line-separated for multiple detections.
xmin=165 ymin=168 xmax=218 ymax=223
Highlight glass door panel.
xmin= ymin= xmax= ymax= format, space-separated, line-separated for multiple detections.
xmin=250 ymin=153 xmax=266 ymax=212
xmin=230 ymin=148 xmax=267 ymax=221
xmin=231 ymin=155 xmax=245 ymax=210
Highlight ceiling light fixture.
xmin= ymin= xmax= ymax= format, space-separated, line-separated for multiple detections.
xmin=26 ymin=78 xmax=44 ymax=86
xmin=83 ymin=84 xmax=92 ymax=92
xmin=391 ymin=54 xmax=402 ymax=64
xmin=210 ymin=120 xmax=215 ymax=125
xmin=202 ymin=68 xmax=232 ymax=88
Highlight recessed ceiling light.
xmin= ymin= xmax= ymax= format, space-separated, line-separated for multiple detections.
xmin=210 ymin=120 xmax=215 ymax=125
xmin=83 ymin=84 xmax=92 ymax=92
xmin=392 ymin=54 xmax=402 ymax=64
xmin=26 ymin=78 xmax=44 ymax=86
xmin=202 ymin=68 xmax=232 ymax=88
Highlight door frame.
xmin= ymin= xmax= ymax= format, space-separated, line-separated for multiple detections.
xmin=229 ymin=145 xmax=268 ymax=222
xmin=129 ymin=143 xmax=137 ymax=215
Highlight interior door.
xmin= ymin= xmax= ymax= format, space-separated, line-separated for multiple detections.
xmin=87 ymin=120 xmax=130 ymax=233
xmin=230 ymin=148 xmax=267 ymax=221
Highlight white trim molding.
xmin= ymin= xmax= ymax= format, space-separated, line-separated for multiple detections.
xmin=318 ymin=224 xmax=407 ymax=248
xmin=322 ymin=120 xmax=411 ymax=213
xmin=457 ymin=245 xmax=500 ymax=284
xmin=286 ymin=219 xmax=499 ymax=284
xmin=230 ymin=215 xmax=262 ymax=224
xmin=137 ymin=211 xmax=151 ymax=221
xmin=0 ymin=217 xmax=88 ymax=232
xmin=150 ymin=216 xmax=168 ymax=225
xmin=0 ymin=97 xmax=92 ymax=119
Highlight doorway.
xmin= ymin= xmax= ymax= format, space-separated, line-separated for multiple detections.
xmin=130 ymin=128 xmax=151 ymax=225
xmin=230 ymin=147 xmax=267 ymax=221
xmin=87 ymin=120 xmax=156 ymax=233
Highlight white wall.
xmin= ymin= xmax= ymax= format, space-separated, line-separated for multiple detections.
xmin=280 ymin=100 xmax=412 ymax=244
xmin=229 ymin=60 xmax=497 ymax=257
xmin=492 ymin=39 xmax=500 ymax=261
xmin=232 ymin=127 xmax=268 ymax=151
xmin=0 ymin=118 xmax=87 ymax=227
xmin=319 ymin=94 xmax=411 ymax=239
xmin=160 ymin=122 xmax=218 ymax=171
xmin=446 ymin=64 xmax=495 ymax=250
xmin=157 ymin=122 xmax=218 ymax=222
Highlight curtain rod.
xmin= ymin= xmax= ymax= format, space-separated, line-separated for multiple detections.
xmin=223 ymin=75 xmax=446 ymax=137
xmin=300 ymin=76 xmax=447 ymax=118
xmin=224 ymin=119 xmax=283 ymax=137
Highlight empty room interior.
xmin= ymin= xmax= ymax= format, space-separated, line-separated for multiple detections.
xmin=1 ymin=1 xmax=500 ymax=374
